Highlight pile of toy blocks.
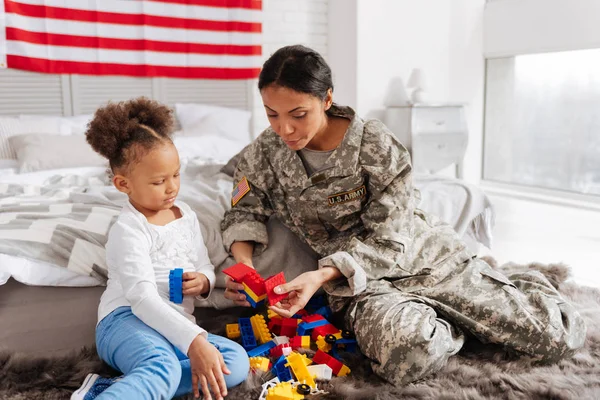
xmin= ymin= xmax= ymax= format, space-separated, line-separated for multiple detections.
xmin=222 ymin=266 xmax=358 ymax=400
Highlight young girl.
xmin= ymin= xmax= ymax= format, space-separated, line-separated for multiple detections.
xmin=73 ymin=98 xmax=249 ymax=400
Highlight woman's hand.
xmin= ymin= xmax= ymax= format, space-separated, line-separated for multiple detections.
xmin=268 ymin=270 xmax=327 ymax=318
xmin=223 ymin=261 xmax=253 ymax=307
xmin=188 ymin=335 xmax=230 ymax=400
xmin=182 ymin=272 xmax=210 ymax=297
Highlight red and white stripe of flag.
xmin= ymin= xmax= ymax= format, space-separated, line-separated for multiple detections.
xmin=0 ymin=0 xmax=262 ymax=79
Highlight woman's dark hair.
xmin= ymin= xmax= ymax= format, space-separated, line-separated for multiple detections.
xmin=258 ymin=45 xmax=333 ymax=100
xmin=85 ymin=97 xmax=174 ymax=172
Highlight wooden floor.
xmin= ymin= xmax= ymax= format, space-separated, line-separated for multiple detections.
xmin=481 ymin=194 xmax=600 ymax=289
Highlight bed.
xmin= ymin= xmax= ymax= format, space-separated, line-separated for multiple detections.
xmin=0 ymin=106 xmax=495 ymax=356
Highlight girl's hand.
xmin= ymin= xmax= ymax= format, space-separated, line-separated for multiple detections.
xmin=223 ymin=262 xmax=253 ymax=307
xmin=188 ymin=335 xmax=230 ymax=400
xmin=183 ymin=272 xmax=210 ymax=297
xmin=268 ymin=270 xmax=325 ymax=318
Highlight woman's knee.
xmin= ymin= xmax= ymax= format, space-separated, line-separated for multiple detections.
xmin=353 ymin=299 xmax=464 ymax=386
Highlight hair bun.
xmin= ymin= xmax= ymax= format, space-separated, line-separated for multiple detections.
xmin=85 ymin=97 xmax=174 ymax=161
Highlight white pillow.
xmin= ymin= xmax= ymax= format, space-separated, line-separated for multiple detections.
xmin=175 ymin=103 xmax=252 ymax=143
xmin=173 ymin=135 xmax=248 ymax=165
xmin=0 ymin=117 xmax=63 ymax=159
xmin=9 ymin=134 xmax=107 ymax=173
xmin=19 ymin=114 xmax=93 ymax=135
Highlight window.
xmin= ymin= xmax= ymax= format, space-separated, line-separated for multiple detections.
xmin=484 ymin=49 xmax=600 ymax=196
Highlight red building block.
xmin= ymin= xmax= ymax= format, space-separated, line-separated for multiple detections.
xmin=313 ymin=350 xmax=344 ymax=376
xmin=264 ymin=272 xmax=287 ymax=306
xmin=302 ymin=314 xmax=325 ymax=323
xmin=312 ymin=324 xmax=341 ymax=341
xmin=269 ymin=343 xmax=291 ymax=358
xmin=268 ymin=317 xmax=282 ymax=335
xmin=244 ymin=270 xmax=267 ymax=297
xmin=222 ymin=263 xmax=254 ymax=282
xmin=280 ymin=318 xmax=298 ymax=337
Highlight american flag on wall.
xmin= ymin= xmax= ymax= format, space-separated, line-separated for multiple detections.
xmin=0 ymin=0 xmax=262 ymax=79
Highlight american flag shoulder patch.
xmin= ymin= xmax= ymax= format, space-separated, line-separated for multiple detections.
xmin=231 ymin=176 xmax=251 ymax=206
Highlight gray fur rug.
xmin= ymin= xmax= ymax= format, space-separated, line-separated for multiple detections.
xmin=1 ymin=259 xmax=599 ymax=400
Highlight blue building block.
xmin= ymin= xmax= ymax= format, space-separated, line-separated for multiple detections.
xmin=297 ymin=319 xmax=329 ymax=336
xmin=314 ymin=306 xmax=332 ymax=319
xmin=169 ymin=268 xmax=183 ymax=304
xmin=272 ymin=355 xmax=293 ymax=382
xmin=239 ymin=318 xmax=257 ymax=350
xmin=306 ymin=295 xmax=327 ymax=311
xmin=247 ymin=340 xmax=276 ymax=358
xmin=244 ymin=294 xmax=265 ymax=309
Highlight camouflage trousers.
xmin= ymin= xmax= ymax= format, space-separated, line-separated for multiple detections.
xmin=344 ymin=257 xmax=587 ymax=386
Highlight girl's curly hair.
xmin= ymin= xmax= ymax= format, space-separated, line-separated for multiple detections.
xmin=85 ymin=97 xmax=175 ymax=172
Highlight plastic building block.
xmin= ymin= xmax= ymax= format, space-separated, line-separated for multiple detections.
xmin=267 ymin=309 xmax=280 ymax=320
xmin=280 ymin=318 xmax=298 ymax=337
xmin=264 ymin=272 xmax=287 ymax=306
xmin=312 ymin=350 xmax=350 ymax=376
xmin=270 ymin=343 xmax=292 ymax=358
xmin=250 ymin=357 xmax=271 ymax=372
xmin=268 ymin=318 xmax=283 ymax=335
xmin=244 ymin=270 xmax=267 ymax=297
xmin=311 ymin=324 xmax=340 ymax=341
xmin=251 ymin=315 xmax=272 ymax=344
xmin=245 ymin=294 xmax=265 ymax=308
xmin=239 ymin=318 xmax=257 ymax=350
xmin=266 ymin=381 xmax=304 ymax=400
xmin=296 ymin=319 xmax=328 ymax=336
xmin=168 ymin=268 xmax=183 ymax=304
xmin=273 ymin=336 xmax=290 ymax=345
xmin=222 ymin=262 xmax=254 ymax=282
xmin=272 ymin=355 xmax=293 ymax=382
xmin=259 ymin=377 xmax=281 ymax=400
xmin=243 ymin=283 xmax=267 ymax=303
xmin=290 ymin=336 xmax=311 ymax=350
xmin=226 ymin=323 xmax=240 ymax=340
xmin=315 ymin=335 xmax=332 ymax=353
xmin=301 ymin=314 xmax=325 ymax=323
xmin=313 ymin=306 xmax=332 ymax=319
xmin=307 ymin=364 xmax=333 ymax=381
xmin=247 ymin=340 xmax=277 ymax=358
xmin=285 ymin=353 xmax=316 ymax=388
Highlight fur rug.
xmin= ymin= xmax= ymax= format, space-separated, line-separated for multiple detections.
xmin=1 ymin=259 xmax=599 ymax=400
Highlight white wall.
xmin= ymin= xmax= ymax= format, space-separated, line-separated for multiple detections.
xmin=251 ymin=0 xmax=329 ymax=135
xmin=484 ymin=0 xmax=600 ymax=57
xmin=329 ymin=0 xmax=485 ymax=183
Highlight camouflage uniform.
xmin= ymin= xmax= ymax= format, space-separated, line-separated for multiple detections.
xmin=221 ymin=105 xmax=586 ymax=386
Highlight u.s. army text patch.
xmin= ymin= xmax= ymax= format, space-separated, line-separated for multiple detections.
xmin=327 ymin=185 xmax=366 ymax=206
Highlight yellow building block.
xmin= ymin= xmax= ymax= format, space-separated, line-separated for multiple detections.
xmin=285 ymin=353 xmax=316 ymax=388
xmin=266 ymin=381 xmax=304 ymax=400
xmin=242 ymin=283 xmax=267 ymax=303
xmin=337 ymin=365 xmax=351 ymax=377
xmin=226 ymin=323 xmax=240 ymax=340
xmin=299 ymin=336 xmax=311 ymax=349
xmin=250 ymin=314 xmax=272 ymax=344
xmin=249 ymin=356 xmax=270 ymax=372
xmin=315 ymin=335 xmax=331 ymax=353
xmin=267 ymin=309 xmax=280 ymax=320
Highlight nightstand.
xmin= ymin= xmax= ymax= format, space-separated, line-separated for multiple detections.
xmin=383 ymin=104 xmax=469 ymax=178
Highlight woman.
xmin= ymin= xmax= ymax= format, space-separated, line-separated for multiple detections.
xmin=220 ymin=45 xmax=586 ymax=386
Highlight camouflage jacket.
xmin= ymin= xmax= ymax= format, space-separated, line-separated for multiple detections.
xmin=221 ymin=105 xmax=472 ymax=301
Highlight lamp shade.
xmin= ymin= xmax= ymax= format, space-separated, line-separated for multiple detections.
xmin=407 ymin=68 xmax=427 ymax=89
xmin=384 ymin=77 xmax=410 ymax=106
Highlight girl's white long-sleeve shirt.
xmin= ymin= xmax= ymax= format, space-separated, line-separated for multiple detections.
xmin=98 ymin=200 xmax=216 ymax=355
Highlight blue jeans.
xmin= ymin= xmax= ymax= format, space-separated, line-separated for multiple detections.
xmin=95 ymin=307 xmax=249 ymax=399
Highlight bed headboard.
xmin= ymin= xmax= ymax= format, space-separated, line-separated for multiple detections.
xmin=0 ymin=68 xmax=254 ymax=117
